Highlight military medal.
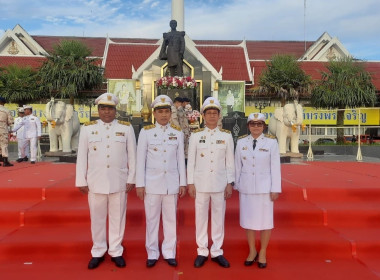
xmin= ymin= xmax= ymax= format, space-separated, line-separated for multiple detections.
xmin=116 ymin=132 xmax=125 ymax=136
xmin=216 ymin=140 xmax=225 ymax=144
xmin=243 ymin=146 xmax=247 ymax=150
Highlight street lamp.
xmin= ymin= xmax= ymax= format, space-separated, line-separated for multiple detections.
xmin=254 ymin=98 xmax=271 ymax=113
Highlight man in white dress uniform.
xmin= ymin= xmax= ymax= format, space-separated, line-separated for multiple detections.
xmin=12 ymin=105 xmax=41 ymax=164
xmin=136 ymin=95 xmax=186 ymax=268
xmin=14 ymin=107 xmax=30 ymax=162
xmin=234 ymin=112 xmax=281 ymax=269
xmin=76 ymin=93 xmax=136 ymax=269
xmin=187 ymin=97 xmax=235 ymax=268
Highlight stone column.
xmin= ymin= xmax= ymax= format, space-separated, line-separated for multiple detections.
xmin=172 ymin=0 xmax=184 ymax=31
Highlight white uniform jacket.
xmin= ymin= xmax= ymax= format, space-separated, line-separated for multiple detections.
xmin=235 ymin=134 xmax=281 ymax=194
xmin=187 ymin=127 xmax=235 ymax=193
xmin=12 ymin=114 xmax=41 ymax=138
xmin=14 ymin=117 xmax=25 ymax=139
xmin=75 ymin=119 xmax=136 ymax=194
xmin=136 ymin=123 xmax=186 ymax=194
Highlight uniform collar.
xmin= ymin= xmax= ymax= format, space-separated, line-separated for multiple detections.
xmin=205 ymin=126 xmax=218 ymax=133
xmin=155 ymin=122 xmax=169 ymax=130
xmin=98 ymin=119 xmax=115 ymax=126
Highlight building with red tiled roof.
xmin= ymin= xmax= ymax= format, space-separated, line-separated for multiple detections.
xmin=1 ymin=25 xmax=379 ymax=112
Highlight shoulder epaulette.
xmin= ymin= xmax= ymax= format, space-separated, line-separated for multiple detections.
xmin=170 ymin=123 xmax=181 ymax=131
xmin=118 ymin=120 xmax=131 ymax=126
xmin=144 ymin=124 xmax=156 ymax=130
xmin=265 ymin=134 xmax=276 ymax=139
xmin=84 ymin=120 xmax=97 ymax=126
xmin=220 ymin=128 xmax=231 ymax=134
xmin=238 ymin=134 xmax=248 ymax=139
xmin=192 ymin=128 xmax=205 ymax=133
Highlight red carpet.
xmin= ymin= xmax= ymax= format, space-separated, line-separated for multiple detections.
xmin=1 ymin=160 xmax=380 ymax=280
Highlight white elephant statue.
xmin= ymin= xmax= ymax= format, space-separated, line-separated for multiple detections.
xmin=45 ymin=99 xmax=80 ymax=153
xmin=268 ymin=100 xmax=304 ymax=154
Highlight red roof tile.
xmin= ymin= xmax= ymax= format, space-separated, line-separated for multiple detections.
xmin=0 ymin=56 xmax=46 ymax=69
xmin=364 ymin=62 xmax=380 ymax=90
xmin=104 ymin=44 xmax=159 ymax=79
xmin=246 ymin=41 xmax=314 ymax=60
xmin=32 ymin=36 xmax=106 ymax=57
xmin=196 ymin=46 xmax=250 ymax=81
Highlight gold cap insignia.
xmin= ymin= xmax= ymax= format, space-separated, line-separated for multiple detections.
xmin=254 ymin=113 xmax=259 ymax=118
xmin=107 ymin=95 xmax=112 ymax=101
xmin=210 ymin=100 xmax=214 ymax=104
xmin=175 ymin=92 xmax=179 ymax=97
xmin=161 ymin=97 xmax=166 ymax=102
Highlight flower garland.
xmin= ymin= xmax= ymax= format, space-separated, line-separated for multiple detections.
xmin=156 ymin=76 xmax=197 ymax=89
xmin=184 ymin=104 xmax=200 ymax=122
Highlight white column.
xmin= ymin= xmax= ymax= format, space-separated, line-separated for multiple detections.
xmin=172 ymin=0 xmax=184 ymax=31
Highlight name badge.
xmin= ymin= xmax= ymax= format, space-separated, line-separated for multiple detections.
xmin=259 ymin=148 xmax=269 ymax=152
xmin=216 ymin=140 xmax=225 ymax=144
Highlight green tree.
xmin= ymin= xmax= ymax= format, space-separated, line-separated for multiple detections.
xmin=38 ymin=40 xmax=104 ymax=104
xmin=311 ymin=57 xmax=376 ymax=144
xmin=255 ymin=54 xmax=312 ymax=106
xmin=0 ymin=64 xmax=42 ymax=105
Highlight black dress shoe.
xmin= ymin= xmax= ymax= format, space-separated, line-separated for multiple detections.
xmin=16 ymin=158 xmax=24 ymax=163
xmin=146 ymin=259 xmax=157 ymax=268
xmin=165 ymin=258 xmax=177 ymax=267
xmin=31 ymin=161 xmax=35 ymax=164
xmin=244 ymin=254 xmax=258 ymax=266
xmin=111 ymin=256 xmax=126 ymax=267
xmin=23 ymin=156 xmax=28 ymax=161
xmin=194 ymin=255 xmax=208 ymax=268
xmin=88 ymin=256 xmax=105 ymax=269
xmin=211 ymin=255 xmax=230 ymax=268
xmin=258 ymin=262 xmax=267 ymax=269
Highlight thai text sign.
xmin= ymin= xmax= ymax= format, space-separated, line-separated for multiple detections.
xmin=245 ymin=106 xmax=380 ymax=125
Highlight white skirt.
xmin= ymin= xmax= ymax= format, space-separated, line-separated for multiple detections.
xmin=239 ymin=192 xmax=274 ymax=230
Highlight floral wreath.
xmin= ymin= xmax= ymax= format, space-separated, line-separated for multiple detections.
xmin=156 ymin=76 xmax=197 ymax=89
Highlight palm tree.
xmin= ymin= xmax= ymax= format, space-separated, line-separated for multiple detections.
xmin=38 ymin=40 xmax=104 ymax=105
xmin=311 ymin=57 xmax=376 ymax=144
xmin=0 ymin=64 xmax=42 ymax=105
xmin=255 ymin=54 xmax=312 ymax=106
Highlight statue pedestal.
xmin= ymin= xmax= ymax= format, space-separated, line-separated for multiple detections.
xmin=45 ymin=151 xmax=74 ymax=157
xmin=281 ymin=152 xmax=303 ymax=158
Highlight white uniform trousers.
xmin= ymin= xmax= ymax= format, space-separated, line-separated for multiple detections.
xmin=144 ymin=193 xmax=178 ymax=259
xmin=23 ymin=137 xmax=37 ymax=161
xmin=88 ymin=191 xmax=127 ymax=257
xmin=18 ymin=139 xmax=30 ymax=159
xmin=195 ymin=191 xmax=226 ymax=257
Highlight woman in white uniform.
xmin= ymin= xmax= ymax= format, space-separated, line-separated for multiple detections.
xmin=234 ymin=112 xmax=281 ymax=269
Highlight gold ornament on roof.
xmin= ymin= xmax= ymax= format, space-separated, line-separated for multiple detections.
xmin=8 ymin=41 xmax=19 ymax=55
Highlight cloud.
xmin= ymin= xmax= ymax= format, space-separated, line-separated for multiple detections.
xmin=0 ymin=0 xmax=379 ymax=60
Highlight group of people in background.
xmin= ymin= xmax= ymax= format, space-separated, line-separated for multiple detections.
xmin=75 ymin=92 xmax=282 ymax=271
xmin=0 ymin=97 xmax=41 ymax=166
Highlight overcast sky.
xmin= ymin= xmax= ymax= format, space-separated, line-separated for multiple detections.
xmin=1 ymin=0 xmax=379 ymax=60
